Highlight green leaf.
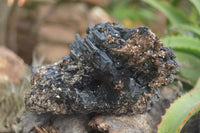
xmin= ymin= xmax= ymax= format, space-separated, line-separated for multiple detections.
xmin=162 ymin=36 xmax=200 ymax=58
xmin=171 ymin=0 xmax=182 ymax=6
xmin=143 ymin=0 xmax=191 ymax=24
xmin=174 ymin=51 xmax=200 ymax=84
xmin=157 ymin=78 xmax=200 ymax=133
xmin=111 ymin=5 xmax=155 ymax=21
xmin=190 ymin=0 xmax=200 ymax=15
xmin=178 ymin=24 xmax=200 ymax=37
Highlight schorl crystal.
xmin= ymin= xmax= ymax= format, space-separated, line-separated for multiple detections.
xmin=25 ymin=22 xmax=178 ymax=115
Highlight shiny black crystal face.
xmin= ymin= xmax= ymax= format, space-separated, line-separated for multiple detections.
xmin=25 ymin=22 xmax=178 ymax=115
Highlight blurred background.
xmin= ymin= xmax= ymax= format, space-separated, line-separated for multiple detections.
xmin=0 ymin=0 xmax=200 ymax=132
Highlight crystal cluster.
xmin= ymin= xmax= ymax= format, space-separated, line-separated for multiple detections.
xmin=25 ymin=22 xmax=178 ymax=115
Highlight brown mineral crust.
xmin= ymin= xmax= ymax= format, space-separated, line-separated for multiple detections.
xmin=132 ymin=92 xmax=152 ymax=114
xmin=112 ymin=28 xmax=177 ymax=89
xmin=25 ymin=22 xmax=178 ymax=115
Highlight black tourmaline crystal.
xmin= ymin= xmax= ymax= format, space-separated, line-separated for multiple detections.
xmin=25 ymin=22 xmax=178 ymax=115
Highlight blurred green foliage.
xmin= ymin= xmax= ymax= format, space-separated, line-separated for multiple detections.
xmin=107 ymin=0 xmax=155 ymax=22
xmin=105 ymin=0 xmax=156 ymax=27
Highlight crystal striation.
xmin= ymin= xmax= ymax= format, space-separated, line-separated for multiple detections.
xmin=25 ymin=22 xmax=178 ymax=115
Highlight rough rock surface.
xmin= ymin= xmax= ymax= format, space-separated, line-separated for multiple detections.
xmin=21 ymin=113 xmax=88 ymax=133
xmin=89 ymin=114 xmax=152 ymax=133
xmin=25 ymin=22 xmax=178 ymax=115
xmin=21 ymin=113 xmax=152 ymax=133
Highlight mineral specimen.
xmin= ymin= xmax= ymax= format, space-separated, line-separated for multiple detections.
xmin=25 ymin=22 xmax=178 ymax=115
